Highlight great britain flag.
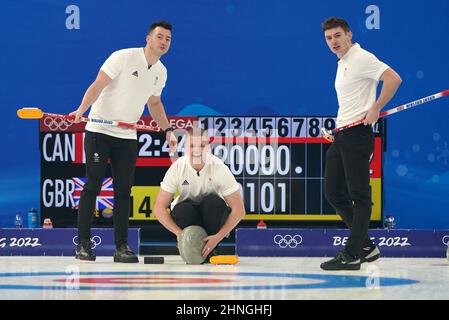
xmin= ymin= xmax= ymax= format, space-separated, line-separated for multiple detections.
xmin=72 ymin=177 xmax=114 ymax=210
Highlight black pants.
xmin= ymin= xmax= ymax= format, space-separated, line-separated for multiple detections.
xmin=77 ymin=131 xmax=137 ymax=246
xmin=171 ymin=194 xmax=230 ymax=235
xmin=324 ymin=125 xmax=375 ymax=257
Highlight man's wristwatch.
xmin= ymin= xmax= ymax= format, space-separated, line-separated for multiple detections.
xmin=164 ymin=127 xmax=174 ymax=133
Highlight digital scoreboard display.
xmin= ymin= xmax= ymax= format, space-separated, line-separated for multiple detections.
xmin=39 ymin=115 xmax=384 ymax=226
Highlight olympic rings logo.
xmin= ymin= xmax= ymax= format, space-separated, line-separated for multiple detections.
xmin=273 ymin=234 xmax=303 ymax=249
xmin=442 ymin=235 xmax=449 ymax=246
xmin=43 ymin=116 xmax=73 ymax=131
xmin=72 ymin=236 xmax=102 ymax=249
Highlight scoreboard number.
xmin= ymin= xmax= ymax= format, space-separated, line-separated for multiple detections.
xmin=240 ymin=181 xmax=288 ymax=213
xmin=214 ymin=117 xmax=228 ymax=137
xmin=138 ymin=134 xmax=154 ymax=156
xmin=261 ymin=117 xmax=275 ymax=137
xmin=229 ymin=117 xmax=244 ymax=137
xmin=307 ymin=118 xmax=322 ymax=137
xmin=322 ymin=118 xmax=336 ymax=132
xmin=276 ymin=117 xmax=290 ymax=137
xmin=245 ymin=117 xmax=259 ymax=137
xmin=211 ymin=144 xmax=291 ymax=176
xmin=129 ymin=186 xmax=160 ymax=221
xmin=292 ymin=117 xmax=306 ymax=137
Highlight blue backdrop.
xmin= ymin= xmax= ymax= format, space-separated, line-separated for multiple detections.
xmin=1 ymin=0 xmax=448 ymax=228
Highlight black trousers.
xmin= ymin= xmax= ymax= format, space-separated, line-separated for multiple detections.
xmin=77 ymin=131 xmax=137 ymax=246
xmin=171 ymin=194 xmax=230 ymax=235
xmin=324 ymin=125 xmax=375 ymax=257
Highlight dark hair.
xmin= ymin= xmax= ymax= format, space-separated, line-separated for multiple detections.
xmin=148 ymin=20 xmax=172 ymax=35
xmin=322 ymin=17 xmax=350 ymax=33
xmin=185 ymin=127 xmax=208 ymax=138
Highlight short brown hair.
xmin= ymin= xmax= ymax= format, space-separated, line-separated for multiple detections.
xmin=322 ymin=17 xmax=351 ymax=33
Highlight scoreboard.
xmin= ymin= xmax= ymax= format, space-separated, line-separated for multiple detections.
xmin=39 ymin=115 xmax=384 ymax=227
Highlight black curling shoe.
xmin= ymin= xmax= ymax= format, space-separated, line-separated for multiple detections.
xmin=113 ymin=243 xmax=139 ymax=263
xmin=361 ymin=245 xmax=381 ymax=263
xmin=320 ymin=250 xmax=361 ymax=271
xmin=75 ymin=241 xmax=96 ymax=261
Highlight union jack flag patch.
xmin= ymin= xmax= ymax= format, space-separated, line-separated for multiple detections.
xmin=72 ymin=177 xmax=114 ymax=210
